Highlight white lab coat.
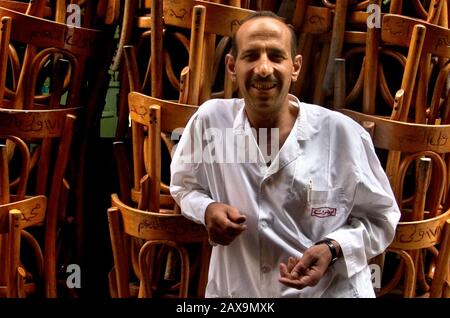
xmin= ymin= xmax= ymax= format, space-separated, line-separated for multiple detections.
xmin=170 ymin=95 xmax=400 ymax=297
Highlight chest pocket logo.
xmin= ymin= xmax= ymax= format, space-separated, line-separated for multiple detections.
xmin=311 ymin=207 xmax=336 ymax=218
xmin=308 ymin=188 xmax=343 ymax=218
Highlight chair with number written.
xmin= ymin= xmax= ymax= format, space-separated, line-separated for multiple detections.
xmin=340 ymin=109 xmax=450 ymax=297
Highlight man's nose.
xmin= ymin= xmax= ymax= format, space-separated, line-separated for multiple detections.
xmin=255 ymin=55 xmax=273 ymax=78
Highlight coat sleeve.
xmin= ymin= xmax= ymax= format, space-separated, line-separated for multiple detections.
xmin=326 ymin=131 xmax=401 ymax=278
xmin=170 ymin=117 xmax=214 ymax=226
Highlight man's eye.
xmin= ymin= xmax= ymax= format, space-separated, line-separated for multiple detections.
xmin=270 ymin=55 xmax=285 ymax=62
xmin=242 ymin=54 xmax=258 ymax=60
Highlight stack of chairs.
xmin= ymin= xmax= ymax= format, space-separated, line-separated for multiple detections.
xmin=330 ymin=0 xmax=450 ymax=297
xmin=108 ymin=0 xmax=265 ymax=298
xmin=105 ymin=0 xmax=441 ymax=299
xmin=0 ymin=0 xmax=118 ymax=298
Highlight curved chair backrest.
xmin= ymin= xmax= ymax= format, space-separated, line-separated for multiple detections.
xmin=108 ymin=193 xmax=210 ymax=298
xmin=0 ymin=195 xmax=46 ymax=297
xmin=0 ymin=107 xmax=80 ymax=297
xmin=0 ymin=7 xmax=103 ymax=110
xmin=126 ymin=91 xmax=198 ymax=212
xmin=385 ymin=208 xmax=450 ymax=298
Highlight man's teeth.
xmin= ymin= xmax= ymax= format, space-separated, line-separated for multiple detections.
xmin=253 ymin=83 xmax=276 ymax=89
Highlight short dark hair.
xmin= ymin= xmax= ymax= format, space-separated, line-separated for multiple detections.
xmin=230 ymin=11 xmax=298 ymax=60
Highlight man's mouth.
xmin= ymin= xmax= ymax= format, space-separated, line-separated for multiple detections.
xmin=251 ymin=82 xmax=277 ymax=90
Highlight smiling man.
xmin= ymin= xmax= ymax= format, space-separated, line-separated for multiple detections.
xmin=170 ymin=11 xmax=400 ymax=297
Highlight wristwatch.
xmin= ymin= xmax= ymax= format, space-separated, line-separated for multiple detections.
xmin=314 ymin=239 xmax=338 ymax=265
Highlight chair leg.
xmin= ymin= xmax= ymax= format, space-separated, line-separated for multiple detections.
xmin=108 ymin=268 xmax=118 ymax=298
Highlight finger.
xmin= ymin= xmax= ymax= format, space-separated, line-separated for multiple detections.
xmin=279 ymin=263 xmax=289 ymax=277
xmin=233 ymin=215 xmax=246 ymax=224
xmin=286 ymin=257 xmax=296 ymax=272
xmin=227 ymin=208 xmax=246 ymax=224
xmin=297 ymin=271 xmax=320 ymax=287
xmin=225 ymin=220 xmax=247 ymax=236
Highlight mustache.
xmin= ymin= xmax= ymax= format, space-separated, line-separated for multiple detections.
xmin=249 ymin=75 xmax=278 ymax=84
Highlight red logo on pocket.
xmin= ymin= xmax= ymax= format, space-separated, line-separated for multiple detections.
xmin=311 ymin=207 xmax=337 ymax=218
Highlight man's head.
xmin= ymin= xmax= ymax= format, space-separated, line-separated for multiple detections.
xmin=225 ymin=11 xmax=302 ymax=115
xmin=230 ymin=11 xmax=298 ymax=61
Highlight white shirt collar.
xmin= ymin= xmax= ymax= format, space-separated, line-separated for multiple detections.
xmin=232 ymin=94 xmax=314 ymax=141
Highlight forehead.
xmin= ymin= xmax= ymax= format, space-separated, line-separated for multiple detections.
xmin=236 ymin=17 xmax=291 ymax=47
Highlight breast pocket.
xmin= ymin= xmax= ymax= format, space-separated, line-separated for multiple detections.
xmin=308 ymin=188 xmax=343 ymax=218
xmin=306 ymin=187 xmax=346 ymax=240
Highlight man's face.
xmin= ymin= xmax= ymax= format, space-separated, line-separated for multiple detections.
xmin=226 ymin=17 xmax=301 ymax=112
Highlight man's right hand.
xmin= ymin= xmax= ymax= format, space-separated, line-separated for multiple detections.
xmin=204 ymin=202 xmax=247 ymax=245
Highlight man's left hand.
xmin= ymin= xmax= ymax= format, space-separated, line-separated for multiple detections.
xmin=278 ymin=243 xmax=332 ymax=290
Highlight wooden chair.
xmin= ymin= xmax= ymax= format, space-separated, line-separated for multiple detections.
xmin=109 ymin=91 xmax=204 ymax=297
xmin=117 ymin=1 xmax=221 ymax=104
xmin=0 ymin=195 xmax=46 ymax=298
xmin=126 ymin=91 xmax=198 ymax=212
xmin=383 ymin=208 xmax=450 ymax=298
xmin=0 ymin=107 xmax=80 ymax=297
xmin=110 ymin=90 xmax=207 ymax=296
xmin=340 ymin=109 xmax=450 ymax=297
xmin=108 ymin=193 xmax=210 ymax=298
xmin=381 ymin=14 xmax=450 ymax=124
xmin=337 ymin=13 xmax=449 ymax=119
xmin=0 ymin=6 xmax=103 ymax=110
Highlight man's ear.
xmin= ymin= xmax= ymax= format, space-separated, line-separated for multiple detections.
xmin=225 ymin=53 xmax=236 ymax=82
xmin=291 ymin=54 xmax=302 ymax=82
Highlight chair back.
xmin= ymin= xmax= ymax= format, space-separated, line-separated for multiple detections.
xmin=108 ymin=193 xmax=210 ymax=298
xmin=0 ymin=195 xmax=46 ymax=297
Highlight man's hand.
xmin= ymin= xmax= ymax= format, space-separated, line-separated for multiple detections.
xmin=278 ymin=243 xmax=332 ymax=289
xmin=205 ymin=202 xmax=247 ymax=245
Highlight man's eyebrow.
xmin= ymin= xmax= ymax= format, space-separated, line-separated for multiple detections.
xmin=267 ymin=48 xmax=287 ymax=56
xmin=239 ymin=48 xmax=258 ymax=55
xmin=240 ymin=47 xmax=287 ymax=55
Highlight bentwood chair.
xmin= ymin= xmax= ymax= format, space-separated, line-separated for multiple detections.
xmin=126 ymin=91 xmax=198 ymax=212
xmin=340 ymin=109 xmax=450 ymax=297
xmin=108 ymin=91 xmax=209 ymax=298
xmin=108 ymin=193 xmax=210 ymax=298
xmin=0 ymin=6 xmax=103 ymax=110
xmin=0 ymin=195 xmax=46 ymax=298
xmin=0 ymin=107 xmax=80 ymax=297
xmin=385 ymin=209 xmax=450 ymax=298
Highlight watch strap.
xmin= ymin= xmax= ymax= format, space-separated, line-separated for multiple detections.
xmin=314 ymin=239 xmax=338 ymax=265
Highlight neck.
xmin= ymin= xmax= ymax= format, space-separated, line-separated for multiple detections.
xmin=245 ymin=98 xmax=296 ymax=130
xmin=245 ymin=98 xmax=298 ymax=150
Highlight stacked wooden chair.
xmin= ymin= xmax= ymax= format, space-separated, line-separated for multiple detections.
xmin=333 ymin=0 xmax=450 ymax=298
xmin=0 ymin=106 xmax=79 ymax=297
xmin=108 ymin=91 xmax=211 ymax=297
xmin=0 ymin=1 xmax=115 ymax=298
xmin=105 ymin=0 xmax=450 ymax=299
xmin=108 ymin=1 xmax=265 ymax=298
xmin=341 ymin=109 xmax=450 ymax=297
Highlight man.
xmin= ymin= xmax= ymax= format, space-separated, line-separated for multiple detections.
xmin=170 ymin=11 xmax=400 ymax=297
